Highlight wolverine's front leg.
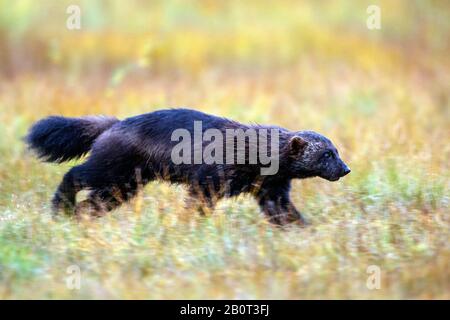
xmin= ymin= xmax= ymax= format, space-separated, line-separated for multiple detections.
xmin=258 ymin=194 xmax=307 ymax=226
xmin=283 ymin=200 xmax=308 ymax=226
xmin=185 ymin=187 xmax=217 ymax=216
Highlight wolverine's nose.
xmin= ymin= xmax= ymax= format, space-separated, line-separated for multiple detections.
xmin=341 ymin=166 xmax=351 ymax=177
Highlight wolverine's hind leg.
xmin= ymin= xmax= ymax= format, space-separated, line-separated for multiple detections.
xmin=74 ymin=183 xmax=141 ymax=218
xmin=185 ymin=187 xmax=218 ymax=216
xmin=57 ymin=131 xmax=152 ymax=218
xmin=74 ymin=188 xmax=120 ymax=218
xmin=74 ymin=191 xmax=117 ymax=219
xmin=52 ymin=165 xmax=86 ymax=215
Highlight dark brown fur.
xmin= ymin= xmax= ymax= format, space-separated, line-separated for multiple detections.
xmin=26 ymin=108 xmax=350 ymax=225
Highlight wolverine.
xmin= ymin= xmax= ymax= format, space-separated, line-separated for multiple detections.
xmin=25 ymin=108 xmax=350 ymax=225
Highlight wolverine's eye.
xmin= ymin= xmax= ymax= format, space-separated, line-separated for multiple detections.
xmin=323 ymin=151 xmax=333 ymax=159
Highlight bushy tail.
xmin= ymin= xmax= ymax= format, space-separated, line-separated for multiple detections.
xmin=25 ymin=115 xmax=119 ymax=163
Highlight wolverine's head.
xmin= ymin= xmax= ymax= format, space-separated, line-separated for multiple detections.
xmin=286 ymin=131 xmax=350 ymax=181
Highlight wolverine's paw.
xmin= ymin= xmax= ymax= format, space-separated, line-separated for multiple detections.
xmin=266 ymin=213 xmax=310 ymax=228
xmin=74 ymin=200 xmax=106 ymax=220
xmin=51 ymin=196 xmax=75 ymax=218
xmin=293 ymin=217 xmax=311 ymax=228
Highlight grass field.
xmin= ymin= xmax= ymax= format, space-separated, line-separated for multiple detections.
xmin=0 ymin=0 xmax=449 ymax=299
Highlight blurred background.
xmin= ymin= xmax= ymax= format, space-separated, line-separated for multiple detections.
xmin=0 ymin=0 xmax=448 ymax=299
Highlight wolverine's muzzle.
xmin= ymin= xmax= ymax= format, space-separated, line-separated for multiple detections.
xmin=340 ymin=165 xmax=351 ymax=177
xmin=325 ymin=162 xmax=351 ymax=181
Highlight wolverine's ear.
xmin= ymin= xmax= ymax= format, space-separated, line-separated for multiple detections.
xmin=289 ymin=136 xmax=308 ymax=156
